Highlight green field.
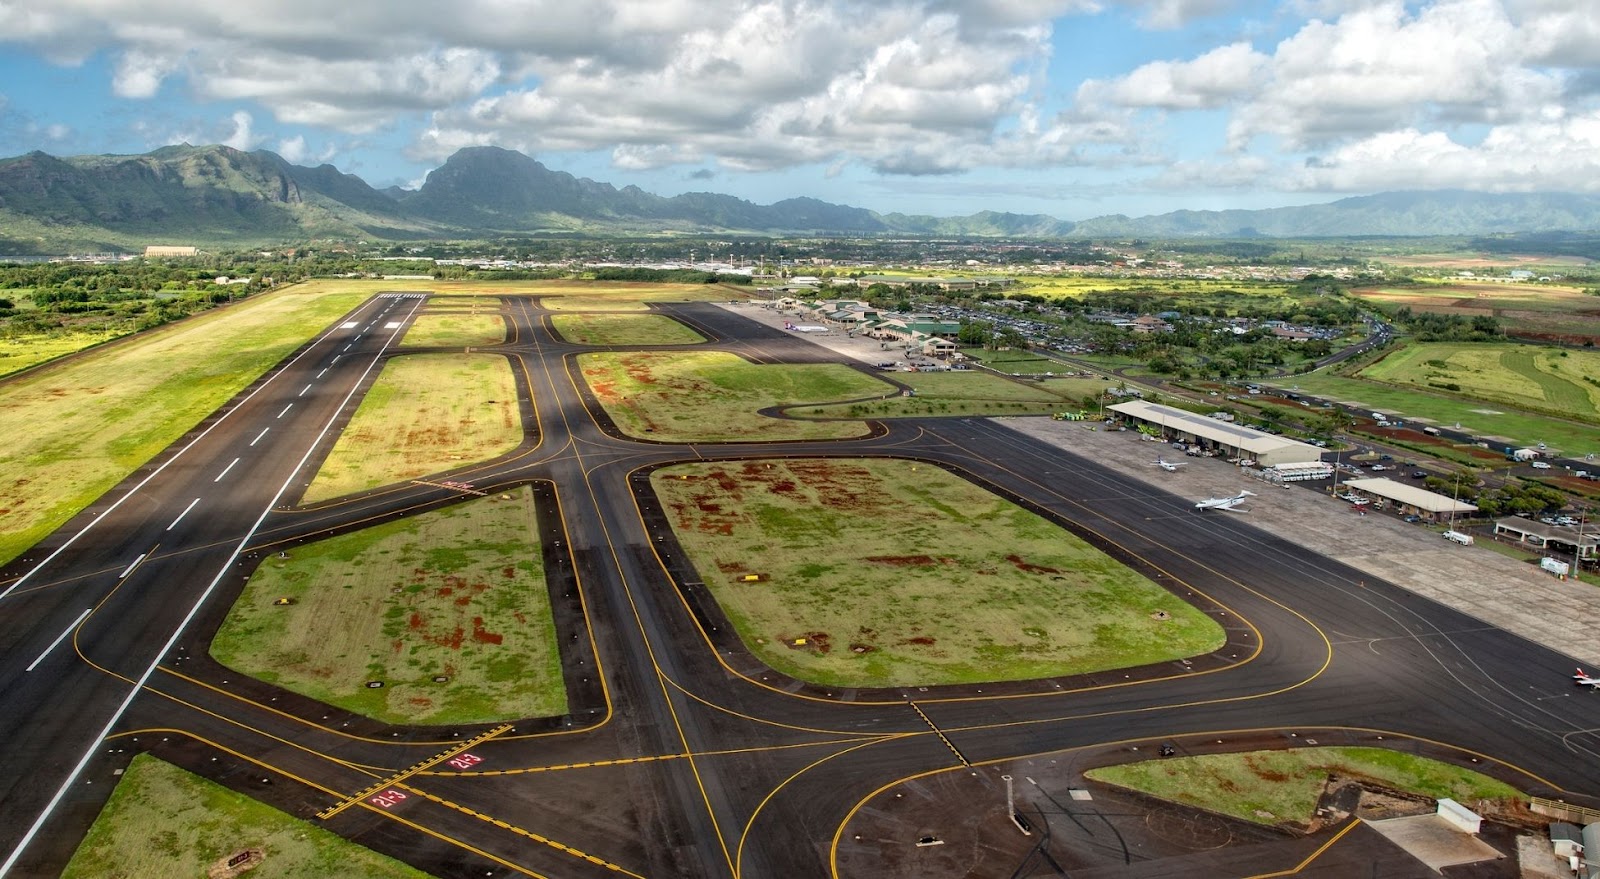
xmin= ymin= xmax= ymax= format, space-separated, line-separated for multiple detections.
xmin=1353 ymin=280 xmax=1600 ymax=337
xmin=64 ymin=754 xmax=430 ymax=879
xmin=579 ymin=350 xmax=885 ymax=442
xmin=1087 ymin=747 xmax=1522 ymax=828
xmin=788 ymin=371 xmax=1076 ymax=418
xmin=652 ymin=458 xmax=1224 ymax=688
xmin=0 ymin=280 xmax=376 ymax=567
xmin=550 ymin=312 xmax=706 ymax=345
xmin=211 ymin=486 xmax=564 ymax=724
xmin=401 ymin=313 xmax=506 ymax=347
xmin=960 ymin=347 xmax=1071 ymax=374
xmin=303 ymin=354 xmax=524 ymax=504
xmin=0 ymin=328 xmax=124 ymax=377
xmin=1359 ymin=342 xmax=1600 ymax=421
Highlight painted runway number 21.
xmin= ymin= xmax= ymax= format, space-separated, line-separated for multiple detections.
xmin=368 ymin=789 xmax=408 ymax=809
xmin=447 ymin=753 xmax=483 ymax=770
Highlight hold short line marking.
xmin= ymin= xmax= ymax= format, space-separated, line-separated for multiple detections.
xmin=25 ymin=608 xmax=92 ymax=672
xmin=167 ymin=498 xmax=200 ymax=531
xmin=298 ymin=384 xmax=312 ymax=397
xmin=277 ymin=404 xmax=293 ymax=419
xmin=214 ymin=458 xmax=240 ymax=483
xmin=118 ymin=553 xmax=147 ymax=579
xmin=250 ymin=428 xmax=269 ymax=447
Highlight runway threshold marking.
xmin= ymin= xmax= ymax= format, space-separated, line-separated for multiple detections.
xmin=316 ymin=724 xmax=512 ymax=820
xmin=213 ymin=457 xmax=240 ymax=482
xmin=907 ymin=701 xmax=970 ymax=767
xmin=249 ymin=427 xmax=269 ymax=447
xmin=25 ymin=608 xmax=92 ymax=672
xmin=166 ymin=498 xmax=201 ymax=531
xmin=399 ymin=785 xmax=646 ymax=878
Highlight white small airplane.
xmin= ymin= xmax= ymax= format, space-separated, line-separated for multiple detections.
xmin=1574 ymin=668 xmax=1600 ymax=689
xmin=1195 ymin=490 xmax=1254 ymax=512
xmin=1153 ymin=458 xmax=1186 ymax=471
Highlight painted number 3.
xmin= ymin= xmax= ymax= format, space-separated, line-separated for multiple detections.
xmin=369 ymin=789 xmax=408 ymax=809
xmin=447 ymin=753 xmax=483 ymax=770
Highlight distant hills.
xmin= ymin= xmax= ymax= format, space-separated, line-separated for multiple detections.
xmin=2 ymin=143 xmax=1600 ymax=253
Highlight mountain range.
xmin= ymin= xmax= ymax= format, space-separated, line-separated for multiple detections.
xmin=2 ymin=143 xmax=1600 ymax=253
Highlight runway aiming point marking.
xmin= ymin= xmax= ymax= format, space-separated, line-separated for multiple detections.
xmin=317 ymin=723 xmax=511 ymax=820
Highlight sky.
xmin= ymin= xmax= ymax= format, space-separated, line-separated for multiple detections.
xmin=1 ymin=0 xmax=1598 ymax=221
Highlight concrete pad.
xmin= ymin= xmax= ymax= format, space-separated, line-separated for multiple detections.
xmin=1367 ymin=815 xmax=1502 ymax=871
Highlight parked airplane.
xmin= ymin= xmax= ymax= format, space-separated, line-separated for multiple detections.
xmin=1154 ymin=458 xmax=1186 ymax=471
xmin=1195 ymin=490 xmax=1254 ymax=512
xmin=1574 ymin=668 xmax=1600 ymax=689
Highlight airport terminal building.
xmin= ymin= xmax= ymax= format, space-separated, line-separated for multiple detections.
xmin=1106 ymin=400 xmax=1325 ymax=466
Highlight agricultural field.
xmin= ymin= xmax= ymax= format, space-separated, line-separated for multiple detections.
xmin=550 ymin=312 xmax=706 ymax=346
xmin=0 ymin=280 xmax=374 ymax=567
xmin=302 ymin=354 xmax=524 ymax=504
xmin=1359 ymin=342 xmax=1600 ymax=421
xmin=64 ymin=754 xmax=430 ymax=879
xmin=652 ymin=458 xmax=1224 ymax=688
xmin=1016 ymin=276 xmax=1298 ymax=300
xmin=578 ymin=350 xmax=886 ymax=442
xmin=788 ymin=371 xmax=1077 ymax=419
xmin=1086 ymin=747 xmax=1521 ymax=828
xmin=960 ymin=347 xmax=1072 ymax=374
xmin=400 ymin=312 xmax=506 ymax=347
xmin=211 ymin=486 xmax=563 ymax=725
xmin=1352 ymin=280 xmax=1600 ymax=339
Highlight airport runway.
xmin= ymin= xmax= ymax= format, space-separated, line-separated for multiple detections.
xmin=4 ymin=293 xmax=1600 ymax=878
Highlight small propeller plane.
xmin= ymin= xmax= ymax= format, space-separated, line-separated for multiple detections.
xmin=1195 ymin=490 xmax=1254 ymax=512
xmin=1574 ymin=667 xmax=1600 ymax=689
xmin=1153 ymin=458 xmax=1186 ymax=471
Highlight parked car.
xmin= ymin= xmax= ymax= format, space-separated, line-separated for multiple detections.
xmin=1410 ymin=471 xmax=1426 ymax=479
xmin=1531 ymin=461 xmax=1552 ymax=469
xmin=1403 ymin=515 xmax=1421 ymax=523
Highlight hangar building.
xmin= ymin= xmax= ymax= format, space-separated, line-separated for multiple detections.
xmin=1342 ymin=477 xmax=1478 ymax=522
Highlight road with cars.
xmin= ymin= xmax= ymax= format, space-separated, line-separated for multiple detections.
xmin=4 ymin=294 xmax=1600 ymax=877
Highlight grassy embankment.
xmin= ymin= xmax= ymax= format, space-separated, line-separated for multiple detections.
xmin=300 ymin=354 xmax=524 ymax=504
xmin=653 ymin=458 xmax=1224 ymax=688
xmin=211 ymin=485 xmax=563 ymax=724
xmin=0 ymin=280 xmax=377 ymax=567
xmin=1087 ymin=747 xmax=1522 ymax=827
xmin=64 ymin=754 xmax=430 ymax=879
xmin=400 ymin=313 xmax=507 ymax=347
xmin=579 ymin=350 xmax=885 ymax=442
xmin=788 ymin=371 xmax=1082 ymax=418
xmin=550 ymin=312 xmax=706 ymax=345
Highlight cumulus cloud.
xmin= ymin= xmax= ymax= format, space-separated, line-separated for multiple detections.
xmin=1291 ymin=115 xmax=1600 ymax=191
xmin=1079 ymin=42 xmax=1268 ymax=110
xmin=221 ymin=110 xmax=261 ymax=151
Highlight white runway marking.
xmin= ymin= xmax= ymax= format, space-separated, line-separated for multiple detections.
xmin=341 ymin=322 xmax=359 ymax=329
xmin=214 ymin=458 xmax=239 ymax=482
xmin=117 ymin=553 xmax=146 ymax=579
xmin=342 ymin=344 xmax=351 ymax=352
xmin=385 ymin=322 xmax=402 ymax=329
xmin=250 ymin=427 xmax=269 ymax=447
xmin=277 ymin=404 xmax=293 ymax=419
xmin=317 ymin=368 xmax=328 ymax=378
xmin=25 ymin=608 xmax=92 ymax=672
xmin=299 ymin=383 xmax=312 ymax=397
xmin=167 ymin=498 xmax=200 ymax=531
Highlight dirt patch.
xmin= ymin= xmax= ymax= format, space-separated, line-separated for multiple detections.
xmin=1006 ymin=554 xmax=1062 ymax=574
xmin=902 ymin=636 xmax=937 ymax=646
xmin=865 ymin=554 xmax=938 ymax=566
xmin=786 ymin=631 xmax=832 ymax=653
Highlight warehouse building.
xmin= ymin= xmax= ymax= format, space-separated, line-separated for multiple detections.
xmin=1106 ymin=401 xmax=1324 ymax=467
xmin=1493 ymin=517 xmax=1598 ymax=560
xmin=1341 ymin=477 xmax=1478 ymax=522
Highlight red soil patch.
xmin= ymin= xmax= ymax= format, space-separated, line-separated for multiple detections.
xmin=902 ymin=636 xmax=937 ymax=646
xmin=865 ymin=554 xmax=937 ymax=566
xmin=716 ymin=560 xmax=747 ymax=573
xmin=502 ymin=565 xmax=516 ymax=578
xmin=768 ymin=480 xmax=796 ymax=493
xmin=1006 ymin=554 xmax=1062 ymax=575
xmin=471 ymin=616 xmax=503 ymax=645
xmin=788 ymin=631 xmax=832 ymax=653
xmin=513 ymin=611 xmax=527 ymax=624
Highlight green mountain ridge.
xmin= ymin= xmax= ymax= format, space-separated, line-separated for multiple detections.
xmin=3 ymin=143 xmax=1600 ymax=253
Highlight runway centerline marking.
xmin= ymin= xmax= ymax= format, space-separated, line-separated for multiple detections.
xmin=298 ymin=383 xmax=312 ymax=397
xmin=276 ymin=403 xmax=293 ymax=419
xmin=249 ymin=427 xmax=269 ymax=447
xmin=213 ymin=458 xmax=240 ymax=483
xmin=25 ymin=608 xmax=92 ymax=672
xmin=316 ymin=368 xmax=328 ymax=379
xmin=166 ymin=498 xmax=200 ymax=531
xmin=117 ymin=553 xmax=146 ymax=579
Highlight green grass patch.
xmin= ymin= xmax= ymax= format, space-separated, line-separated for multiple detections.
xmin=1360 ymin=342 xmax=1600 ymax=420
xmin=401 ymin=313 xmax=506 ymax=347
xmin=550 ymin=313 xmax=706 ymax=345
xmin=0 ymin=328 xmax=125 ymax=377
xmin=960 ymin=347 xmax=1066 ymax=374
xmin=789 ymin=371 xmax=1075 ymax=419
xmin=211 ymin=486 xmax=564 ymax=724
xmin=1087 ymin=747 xmax=1523 ymax=827
xmin=303 ymin=354 xmax=524 ymax=504
xmin=579 ymin=350 xmax=885 ymax=442
xmin=0 ymin=280 xmax=373 ymax=567
xmin=64 ymin=753 xmax=430 ymax=879
xmin=652 ymin=458 xmax=1224 ymax=688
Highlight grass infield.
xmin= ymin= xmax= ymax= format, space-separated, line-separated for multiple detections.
xmin=211 ymin=486 xmax=564 ymax=725
xmin=401 ymin=313 xmax=507 ymax=347
xmin=579 ymin=350 xmax=886 ymax=442
xmin=788 ymin=371 xmax=1075 ymax=419
xmin=652 ymin=458 xmax=1224 ymax=688
xmin=1086 ymin=747 xmax=1522 ymax=828
xmin=550 ymin=312 xmax=706 ymax=345
xmin=302 ymin=353 xmax=524 ymax=504
xmin=64 ymin=753 xmax=431 ymax=879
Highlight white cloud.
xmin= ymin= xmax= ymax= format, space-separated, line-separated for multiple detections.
xmin=1292 ymin=115 xmax=1600 ymax=191
xmin=112 ymin=49 xmax=181 ymax=98
xmin=221 ymin=110 xmax=261 ymax=151
xmin=1079 ymin=41 xmax=1267 ymax=110
xmin=275 ymin=135 xmax=335 ymax=164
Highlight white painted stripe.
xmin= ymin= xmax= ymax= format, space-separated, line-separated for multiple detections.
xmin=24 ymin=609 xmax=92 ymax=673
xmin=276 ymin=403 xmax=293 ymax=419
xmin=298 ymin=383 xmax=312 ymax=397
xmin=0 ymin=294 xmax=427 ymax=878
xmin=353 ymin=335 xmax=363 ymax=342
xmin=385 ymin=322 xmax=402 ymax=329
xmin=167 ymin=498 xmax=200 ymax=531
xmin=213 ymin=457 xmax=240 ymax=483
xmin=250 ymin=427 xmax=269 ymax=447
xmin=330 ymin=355 xmax=341 ymax=365
xmin=117 ymin=553 xmax=146 ymax=579
xmin=317 ymin=368 xmax=328 ymax=378
xmin=341 ymin=321 xmax=359 ymax=329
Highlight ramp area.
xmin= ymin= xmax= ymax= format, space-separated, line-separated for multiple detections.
xmin=1367 ymin=814 xmax=1503 ymax=872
